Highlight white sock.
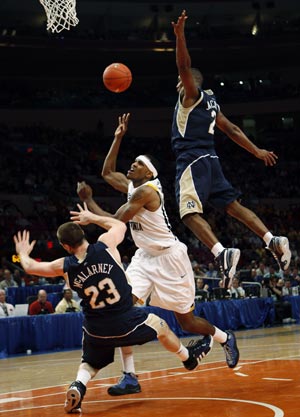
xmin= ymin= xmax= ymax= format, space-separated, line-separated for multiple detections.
xmin=263 ymin=232 xmax=274 ymax=247
xmin=76 ymin=369 xmax=92 ymax=386
xmin=175 ymin=343 xmax=189 ymax=361
xmin=212 ymin=327 xmax=227 ymax=344
xmin=211 ymin=242 xmax=225 ymax=258
xmin=119 ymin=346 xmax=136 ymax=374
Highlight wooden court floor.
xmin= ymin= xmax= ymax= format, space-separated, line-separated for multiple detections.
xmin=1 ymin=325 xmax=300 ymax=417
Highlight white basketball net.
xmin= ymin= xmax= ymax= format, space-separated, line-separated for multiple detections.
xmin=39 ymin=0 xmax=79 ymax=33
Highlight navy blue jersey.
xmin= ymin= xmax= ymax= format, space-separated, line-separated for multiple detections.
xmin=63 ymin=241 xmax=137 ymax=335
xmin=171 ymin=88 xmax=220 ymax=157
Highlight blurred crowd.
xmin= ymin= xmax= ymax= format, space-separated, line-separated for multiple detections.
xmin=0 ymin=71 xmax=299 ymax=109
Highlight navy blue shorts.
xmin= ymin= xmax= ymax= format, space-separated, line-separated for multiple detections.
xmin=175 ymin=150 xmax=240 ymax=219
xmin=81 ymin=319 xmax=157 ymax=370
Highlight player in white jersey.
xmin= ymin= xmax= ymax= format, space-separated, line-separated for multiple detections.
xmin=126 ymin=176 xmax=196 ymax=313
xmin=77 ymin=113 xmax=239 ymax=395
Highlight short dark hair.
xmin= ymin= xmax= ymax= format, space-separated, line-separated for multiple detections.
xmin=57 ymin=222 xmax=85 ymax=247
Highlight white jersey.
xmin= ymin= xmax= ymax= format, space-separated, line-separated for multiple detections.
xmin=127 ymin=178 xmax=177 ymax=254
xmin=126 ymin=178 xmax=195 ymax=314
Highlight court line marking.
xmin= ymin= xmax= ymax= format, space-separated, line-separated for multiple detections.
xmin=0 ymin=398 xmax=26 ymax=404
xmin=1 ymin=355 xmax=299 ymax=399
xmin=0 ymin=396 xmax=284 ymax=417
xmin=262 ymin=378 xmax=293 ymax=381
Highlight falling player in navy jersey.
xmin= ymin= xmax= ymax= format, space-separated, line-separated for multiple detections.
xmin=171 ymin=10 xmax=291 ymax=288
xmin=14 ymin=204 xmax=213 ymax=413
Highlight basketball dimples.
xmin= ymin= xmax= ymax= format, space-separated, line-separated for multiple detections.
xmin=103 ymin=63 xmax=132 ymax=93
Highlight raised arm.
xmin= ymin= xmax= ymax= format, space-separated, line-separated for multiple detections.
xmin=70 ymin=203 xmax=127 ymax=250
xmin=77 ymin=181 xmax=115 ymax=217
xmin=13 ymin=230 xmax=65 ymax=277
xmin=101 ymin=113 xmax=130 ymax=193
xmin=216 ymin=111 xmax=278 ymax=166
xmin=172 ymin=10 xmax=199 ymax=104
xmin=78 ymin=181 xmax=156 ymax=225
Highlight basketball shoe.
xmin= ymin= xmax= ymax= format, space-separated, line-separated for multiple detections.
xmin=64 ymin=380 xmax=86 ymax=413
xmin=183 ymin=335 xmax=214 ymax=370
xmin=215 ymin=248 xmax=240 ymax=289
xmin=221 ymin=330 xmax=239 ymax=368
xmin=266 ymin=236 xmax=291 ymax=271
xmin=107 ymin=372 xmax=141 ymax=396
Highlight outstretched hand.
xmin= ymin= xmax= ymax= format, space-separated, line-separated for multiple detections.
xmin=70 ymin=202 xmax=95 ymax=225
xmin=171 ymin=9 xmax=188 ymax=36
xmin=114 ymin=113 xmax=130 ymax=139
xmin=13 ymin=230 xmax=36 ymax=257
xmin=255 ymin=149 xmax=278 ymax=166
xmin=77 ymin=181 xmax=93 ymax=202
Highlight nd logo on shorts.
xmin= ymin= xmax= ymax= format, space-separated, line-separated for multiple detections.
xmin=186 ymin=200 xmax=196 ymax=209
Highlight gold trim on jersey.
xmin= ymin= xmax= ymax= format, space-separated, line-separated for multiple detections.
xmin=176 ymin=91 xmax=204 ymax=137
xmin=146 ymin=182 xmax=159 ymax=192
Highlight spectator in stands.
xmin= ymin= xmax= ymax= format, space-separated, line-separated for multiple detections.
xmin=0 ymin=269 xmax=19 ymax=290
xmin=250 ymin=268 xmax=258 ymax=282
xmin=281 ymin=279 xmax=292 ymax=296
xmin=193 ymin=264 xmax=206 ymax=279
xmin=0 ymin=289 xmax=15 ymax=317
xmin=262 ymin=265 xmax=282 ymax=287
xmin=256 ymin=262 xmax=269 ymax=282
xmin=195 ymin=277 xmax=209 ymax=295
xmin=28 ymin=289 xmax=54 ymax=315
xmin=229 ymin=278 xmax=245 ymax=299
xmin=12 ymin=268 xmax=23 ymax=287
xmin=205 ymin=262 xmax=221 ymax=290
xmin=55 ymin=289 xmax=81 ymax=314
xmin=121 ymin=255 xmax=130 ymax=270
xmin=266 ymin=276 xmax=295 ymax=324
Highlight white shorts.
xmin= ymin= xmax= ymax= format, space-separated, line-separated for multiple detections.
xmin=126 ymin=240 xmax=195 ymax=314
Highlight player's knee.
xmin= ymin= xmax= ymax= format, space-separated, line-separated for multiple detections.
xmin=145 ymin=313 xmax=170 ymax=338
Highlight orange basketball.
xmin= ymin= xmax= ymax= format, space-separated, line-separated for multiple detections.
xmin=102 ymin=63 xmax=132 ymax=93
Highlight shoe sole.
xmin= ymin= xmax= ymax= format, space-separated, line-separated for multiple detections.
xmin=224 ymin=332 xmax=239 ymax=369
xmin=64 ymin=387 xmax=82 ymax=413
xmin=189 ymin=335 xmax=214 ymax=370
xmin=203 ymin=335 xmax=214 ymax=358
xmin=280 ymin=237 xmax=291 ymax=271
xmin=224 ymin=249 xmax=240 ymax=289
xmin=107 ymin=385 xmax=141 ymax=396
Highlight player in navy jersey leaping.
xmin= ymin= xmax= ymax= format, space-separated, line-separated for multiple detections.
xmin=171 ymin=10 xmax=291 ymax=288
